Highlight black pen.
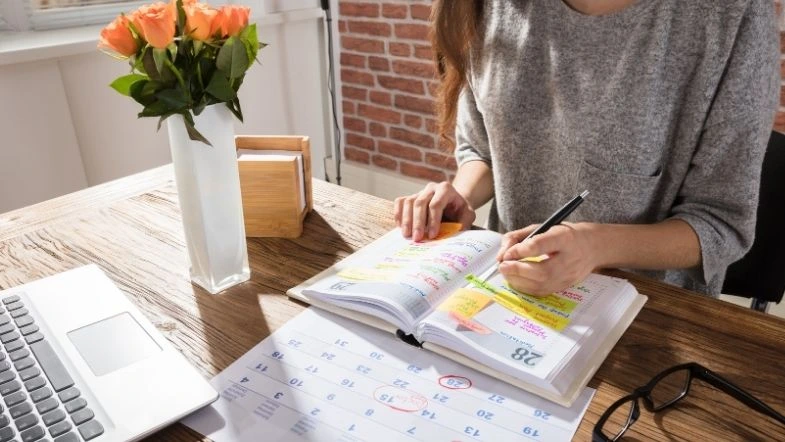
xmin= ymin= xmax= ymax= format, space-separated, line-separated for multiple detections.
xmin=482 ymin=190 xmax=590 ymax=283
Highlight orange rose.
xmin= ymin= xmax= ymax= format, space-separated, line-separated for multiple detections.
xmin=211 ymin=5 xmax=250 ymax=38
xmin=98 ymin=14 xmax=139 ymax=57
xmin=132 ymin=2 xmax=176 ymax=49
xmin=184 ymin=3 xmax=218 ymax=41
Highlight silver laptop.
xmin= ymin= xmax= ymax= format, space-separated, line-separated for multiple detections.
xmin=0 ymin=264 xmax=218 ymax=441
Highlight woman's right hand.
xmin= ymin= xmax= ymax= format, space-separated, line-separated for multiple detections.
xmin=393 ymin=181 xmax=476 ymax=241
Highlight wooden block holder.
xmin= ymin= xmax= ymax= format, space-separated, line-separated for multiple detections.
xmin=235 ymin=135 xmax=313 ymax=238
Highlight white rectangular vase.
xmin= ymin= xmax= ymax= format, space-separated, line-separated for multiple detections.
xmin=167 ymin=104 xmax=251 ymax=294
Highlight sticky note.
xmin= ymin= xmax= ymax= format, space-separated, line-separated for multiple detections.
xmin=428 ymin=222 xmax=463 ymax=241
xmin=437 ymin=288 xmax=493 ymax=318
xmin=337 ymin=267 xmax=395 ymax=282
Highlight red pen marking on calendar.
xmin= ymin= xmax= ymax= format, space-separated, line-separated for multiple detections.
xmin=438 ymin=375 xmax=472 ymax=390
xmin=372 ymin=385 xmax=428 ymax=412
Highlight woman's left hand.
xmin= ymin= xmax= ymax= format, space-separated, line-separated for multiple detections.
xmin=497 ymin=222 xmax=601 ymax=296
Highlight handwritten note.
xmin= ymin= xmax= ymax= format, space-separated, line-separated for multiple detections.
xmin=182 ymin=308 xmax=594 ymax=441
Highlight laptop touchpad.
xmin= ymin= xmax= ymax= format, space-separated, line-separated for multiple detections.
xmin=68 ymin=312 xmax=162 ymax=376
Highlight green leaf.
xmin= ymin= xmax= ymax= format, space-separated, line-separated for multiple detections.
xmin=155 ymin=88 xmax=189 ymax=110
xmin=182 ymin=112 xmax=212 ymax=146
xmin=176 ymin=0 xmax=186 ymax=35
xmin=141 ymin=48 xmax=161 ymax=81
xmin=216 ymin=36 xmax=250 ymax=79
xmin=152 ymin=47 xmax=168 ymax=76
xmin=240 ymin=24 xmax=259 ymax=65
xmin=110 ymin=74 xmax=147 ymax=96
xmin=205 ymin=72 xmax=235 ymax=102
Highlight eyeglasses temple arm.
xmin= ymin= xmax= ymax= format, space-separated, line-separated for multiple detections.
xmin=701 ymin=369 xmax=785 ymax=426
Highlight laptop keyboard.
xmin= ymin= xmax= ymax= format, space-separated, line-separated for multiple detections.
xmin=0 ymin=295 xmax=104 ymax=442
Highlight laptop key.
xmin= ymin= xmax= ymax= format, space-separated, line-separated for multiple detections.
xmin=0 ymin=352 xmax=4 ymax=362
xmin=10 ymin=308 xmax=29 ymax=319
xmin=2 ymin=296 xmax=20 ymax=305
xmin=15 ymin=357 xmax=35 ymax=372
xmin=0 ymin=414 xmax=8 ymax=428
xmin=20 ymin=367 xmax=41 ymax=382
xmin=42 ymin=409 xmax=65 ymax=427
xmin=0 ymin=360 xmax=9 ymax=372
xmin=20 ymin=425 xmax=44 ymax=442
xmin=15 ymin=412 xmax=38 ymax=431
xmin=70 ymin=408 xmax=93 ymax=426
xmin=0 ymin=380 xmax=20 ymax=396
xmin=24 ymin=376 xmax=45 ymax=392
xmin=19 ymin=324 xmax=39 ymax=336
xmin=29 ymin=341 xmax=74 ymax=392
xmin=49 ymin=421 xmax=72 ymax=442
xmin=4 ymin=339 xmax=23 ymax=353
xmin=4 ymin=390 xmax=26 ymax=407
xmin=0 ymin=370 xmax=14 ymax=384
xmin=36 ymin=397 xmax=58 ymax=414
xmin=53 ymin=432 xmax=77 ymax=442
xmin=25 ymin=333 xmax=45 ymax=345
xmin=31 ymin=387 xmax=52 ymax=403
xmin=0 ymin=324 xmax=13 ymax=336
xmin=57 ymin=387 xmax=79 ymax=403
xmin=0 ymin=332 xmax=19 ymax=344
xmin=0 ymin=426 xmax=14 ymax=442
xmin=10 ymin=348 xmax=30 ymax=361
xmin=14 ymin=316 xmax=34 ymax=329
xmin=0 ymin=315 xmax=9 ymax=327
xmin=10 ymin=401 xmax=32 ymax=418
xmin=77 ymin=420 xmax=103 ymax=441
xmin=64 ymin=398 xmax=86 ymax=414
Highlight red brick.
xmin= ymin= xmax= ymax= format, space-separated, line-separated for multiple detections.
xmin=346 ymin=132 xmax=375 ymax=151
xmin=347 ymin=20 xmax=392 ymax=37
xmin=427 ymin=81 xmax=439 ymax=96
xmin=369 ymin=122 xmax=387 ymax=137
xmin=401 ymin=162 xmax=447 ymax=181
xmin=369 ymin=56 xmax=390 ymax=72
xmin=341 ymin=36 xmax=385 ymax=54
xmin=425 ymin=118 xmax=438 ymax=134
xmin=342 ymin=85 xmax=368 ymax=101
xmin=343 ymin=116 xmax=367 ymax=133
xmin=343 ymin=101 xmax=355 ymax=115
xmin=414 ymin=44 xmax=433 ymax=60
xmin=410 ymin=4 xmax=431 ymax=21
xmin=340 ymin=2 xmax=380 ymax=18
xmin=370 ymin=90 xmax=392 ymax=106
xmin=404 ymin=114 xmax=422 ymax=129
xmin=392 ymin=60 xmax=436 ymax=79
xmin=389 ymin=42 xmax=411 ymax=57
xmin=425 ymin=152 xmax=457 ymax=170
xmin=341 ymin=52 xmax=366 ymax=68
xmin=394 ymin=95 xmax=436 ymax=115
xmin=382 ymin=4 xmax=407 ymax=19
xmin=344 ymin=146 xmax=370 ymax=164
xmin=390 ymin=127 xmax=435 ymax=149
xmin=775 ymin=109 xmax=785 ymax=133
xmin=395 ymin=23 xmax=430 ymax=41
xmin=358 ymin=103 xmax=402 ymax=124
xmin=341 ymin=68 xmax=375 ymax=87
xmin=338 ymin=20 xmax=347 ymax=32
xmin=372 ymin=154 xmax=398 ymax=170
xmin=378 ymin=140 xmax=423 ymax=161
xmin=377 ymin=75 xmax=425 ymax=94
xmin=781 ymin=32 xmax=785 ymax=53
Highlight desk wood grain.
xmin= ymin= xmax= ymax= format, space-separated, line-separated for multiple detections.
xmin=1 ymin=165 xmax=783 ymax=441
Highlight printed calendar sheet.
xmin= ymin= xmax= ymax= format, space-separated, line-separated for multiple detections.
xmin=182 ymin=308 xmax=594 ymax=441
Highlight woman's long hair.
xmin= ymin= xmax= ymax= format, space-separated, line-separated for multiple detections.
xmin=430 ymin=0 xmax=484 ymax=147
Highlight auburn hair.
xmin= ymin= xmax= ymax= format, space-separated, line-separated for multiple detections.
xmin=430 ymin=0 xmax=484 ymax=148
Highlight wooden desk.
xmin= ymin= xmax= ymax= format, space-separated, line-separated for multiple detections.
xmin=1 ymin=165 xmax=784 ymax=441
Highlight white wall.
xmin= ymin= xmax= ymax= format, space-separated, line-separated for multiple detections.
xmin=0 ymin=2 xmax=331 ymax=213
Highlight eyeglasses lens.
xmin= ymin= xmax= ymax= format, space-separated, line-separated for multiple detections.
xmin=650 ymin=368 xmax=690 ymax=409
xmin=603 ymin=398 xmax=635 ymax=441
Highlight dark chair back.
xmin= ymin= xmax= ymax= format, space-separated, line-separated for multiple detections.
xmin=722 ymin=131 xmax=785 ymax=311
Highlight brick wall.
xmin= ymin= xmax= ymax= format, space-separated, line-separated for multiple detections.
xmin=338 ymin=0 xmax=785 ymax=181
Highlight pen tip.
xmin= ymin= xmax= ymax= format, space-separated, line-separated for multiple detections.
xmin=580 ymin=190 xmax=589 ymax=198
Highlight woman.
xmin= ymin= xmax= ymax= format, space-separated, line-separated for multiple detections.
xmin=393 ymin=0 xmax=779 ymax=296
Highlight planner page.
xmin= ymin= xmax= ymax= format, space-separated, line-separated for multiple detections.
xmin=182 ymin=308 xmax=594 ymax=442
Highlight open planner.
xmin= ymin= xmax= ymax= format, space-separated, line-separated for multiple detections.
xmin=287 ymin=224 xmax=647 ymax=407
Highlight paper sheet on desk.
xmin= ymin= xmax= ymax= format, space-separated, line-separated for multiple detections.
xmin=181 ymin=308 xmax=594 ymax=441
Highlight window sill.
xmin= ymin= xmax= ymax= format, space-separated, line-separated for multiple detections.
xmin=0 ymin=7 xmax=324 ymax=67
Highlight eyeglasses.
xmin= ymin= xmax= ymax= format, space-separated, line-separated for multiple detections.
xmin=593 ymin=362 xmax=785 ymax=441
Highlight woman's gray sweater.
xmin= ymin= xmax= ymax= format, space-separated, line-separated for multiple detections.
xmin=455 ymin=0 xmax=780 ymax=295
